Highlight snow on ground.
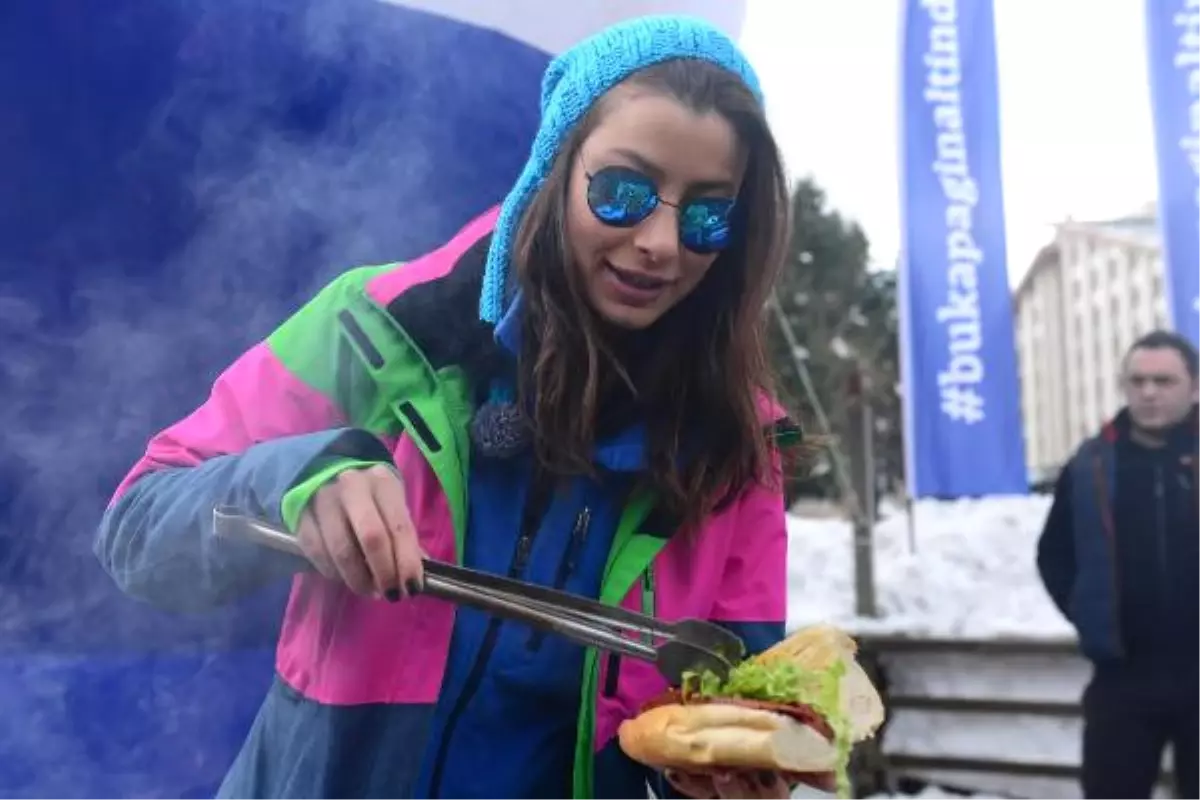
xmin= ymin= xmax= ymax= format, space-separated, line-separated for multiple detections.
xmin=783 ymin=496 xmax=1089 ymax=799
xmin=785 ymin=495 xmax=1074 ymax=640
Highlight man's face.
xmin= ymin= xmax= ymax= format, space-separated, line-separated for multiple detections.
xmin=1121 ymin=346 xmax=1198 ymax=432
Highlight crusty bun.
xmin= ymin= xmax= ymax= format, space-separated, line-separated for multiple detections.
xmin=756 ymin=624 xmax=885 ymax=740
xmin=617 ymin=624 xmax=885 ymax=776
xmin=840 ymin=656 xmax=887 ymax=740
xmin=617 ymin=702 xmax=839 ymax=774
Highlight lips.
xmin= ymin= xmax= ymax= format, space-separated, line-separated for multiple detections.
xmin=605 ymin=262 xmax=671 ymax=291
xmin=598 ymin=260 xmax=677 ymax=310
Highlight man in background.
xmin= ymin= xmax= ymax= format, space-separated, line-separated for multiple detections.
xmin=1037 ymin=330 xmax=1198 ymax=800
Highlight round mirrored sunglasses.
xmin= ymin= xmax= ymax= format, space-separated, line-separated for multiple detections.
xmin=584 ymin=166 xmax=736 ymax=255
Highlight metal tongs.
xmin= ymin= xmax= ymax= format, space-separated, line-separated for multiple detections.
xmin=213 ymin=507 xmax=744 ymax=685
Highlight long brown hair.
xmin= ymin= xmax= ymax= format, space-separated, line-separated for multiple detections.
xmin=511 ymin=59 xmax=791 ymax=530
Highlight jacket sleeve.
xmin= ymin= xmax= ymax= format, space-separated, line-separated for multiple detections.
xmin=1036 ymin=462 xmax=1076 ymax=619
xmin=95 ymin=265 xmax=397 ymax=614
xmin=707 ymin=457 xmax=789 ymax=657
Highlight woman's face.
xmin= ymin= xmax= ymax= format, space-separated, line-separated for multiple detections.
xmin=565 ymin=87 xmax=745 ymax=330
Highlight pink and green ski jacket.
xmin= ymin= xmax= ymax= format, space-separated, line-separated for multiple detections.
xmin=96 ymin=207 xmax=797 ymax=798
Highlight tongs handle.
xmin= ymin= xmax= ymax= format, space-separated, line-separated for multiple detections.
xmin=211 ymin=507 xmax=659 ymax=662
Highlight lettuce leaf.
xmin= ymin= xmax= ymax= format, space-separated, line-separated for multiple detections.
xmin=684 ymin=658 xmax=845 ymax=712
xmin=681 ymin=658 xmax=854 ymax=798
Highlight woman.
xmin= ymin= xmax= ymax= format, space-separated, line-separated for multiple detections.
xmin=96 ymin=14 xmax=801 ymax=800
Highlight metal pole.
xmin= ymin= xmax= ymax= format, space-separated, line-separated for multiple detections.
xmin=767 ymin=294 xmax=864 ymax=522
xmin=768 ymin=293 xmax=877 ymax=617
xmin=846 ymin=364 xmax=879 ymax=618
xmin=905 ymin=494 xmax=918 ymax=554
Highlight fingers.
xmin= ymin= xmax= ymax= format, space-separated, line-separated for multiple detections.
xmin=295 ymin=504 xmax=337 ymax=581
xmin=314 ymin=475 xmax=378 ymax=595
xmin=667 ymin=767 xmax=787 ymax=800
xmin=744 ymin=772 xmax=792 ymax=796
xmin=793 ymin=772 xmax=835 ymax=794
xmin=664 ymin=771 xmax=718 ymax=799
xmin=711 ymin=772 xmax=745 ymax=799
xmin=366 ymin=464 xmax=425 ymax=597
xmin=693 ymin=770 xmax=790 ymax=800
xmin=297 ymin=482 xmax=374 ymax=593
xmin=295 ymin=464 xmax=422 ymax=599
xmin=337 ymin=466 xmax=400 ymax=597
xmin=748 ymin=772 xmax=791 ymax=799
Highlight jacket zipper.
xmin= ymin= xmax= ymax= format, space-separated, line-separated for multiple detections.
xmin=527 ymin=507 xmax=591 ymax=651
xmin=603 ymin=565 xmax=655 ymax=698
xmin=641 ymin=564 xmax=656 ymax=644
xmin=427 ymin=474 xmax=551 ymax=797
xmin=1154 ymin=464 xmax=1169 ymax=603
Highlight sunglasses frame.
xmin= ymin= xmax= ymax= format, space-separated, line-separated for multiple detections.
xmin=582 ymin=163 xmax=737 ymax=255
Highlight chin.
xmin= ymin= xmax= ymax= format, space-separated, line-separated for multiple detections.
xmin=1132 ymin=416 xmax=1176 ymax=435
xmin=595 ymin=303 xmax=667 ymax=331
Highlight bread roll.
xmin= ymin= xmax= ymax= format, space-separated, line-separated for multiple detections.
xmin=616 ymin=625 xmax=885 ymax=775
xmin=617 ymin=702 xmax=838 ymax=774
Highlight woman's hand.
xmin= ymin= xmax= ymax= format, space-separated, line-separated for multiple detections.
xmin=664 ymin=769 xmax=792 ymax=799
xmin=295 ymin=464 xmax=426 ymax=600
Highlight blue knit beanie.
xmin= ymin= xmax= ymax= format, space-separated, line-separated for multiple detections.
xmin=478 ymin=14 xmax=764 ymax=325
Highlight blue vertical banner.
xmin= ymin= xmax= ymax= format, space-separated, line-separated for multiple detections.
xmin=1146 ymin=0 xmax=1200 ymax=347
xmin=897 ymin=0 xmax=1027 ymax=498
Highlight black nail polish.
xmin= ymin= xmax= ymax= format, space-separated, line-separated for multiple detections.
xmin=405 ymin=578 xmax=423 ymax=596
xmin=384 ymin=588 xmax=401 ymax=603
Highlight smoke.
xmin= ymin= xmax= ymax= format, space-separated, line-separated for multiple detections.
xmin=0 ymin=0 xmax=542 ymax=794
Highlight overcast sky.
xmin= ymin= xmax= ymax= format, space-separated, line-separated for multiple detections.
xmin=739 ymin=0 xmax=1159 ymax=285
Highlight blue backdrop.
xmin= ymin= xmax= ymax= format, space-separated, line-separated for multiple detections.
xmin=0 ymin=1 xmax=547 ymax=795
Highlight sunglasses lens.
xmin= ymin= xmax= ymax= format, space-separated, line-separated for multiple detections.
xmin=679 ymin=198 xmax=735 ymax=254
xmin=586 ymin=167 xmax=658 ymax=227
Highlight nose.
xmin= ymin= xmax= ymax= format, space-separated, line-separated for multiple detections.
xmin=631 ymin=205 xmax=680 ymax=265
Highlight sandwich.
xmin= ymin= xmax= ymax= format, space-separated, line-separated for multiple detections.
xmin=617 ymin=624 xmax=885 ymax=796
